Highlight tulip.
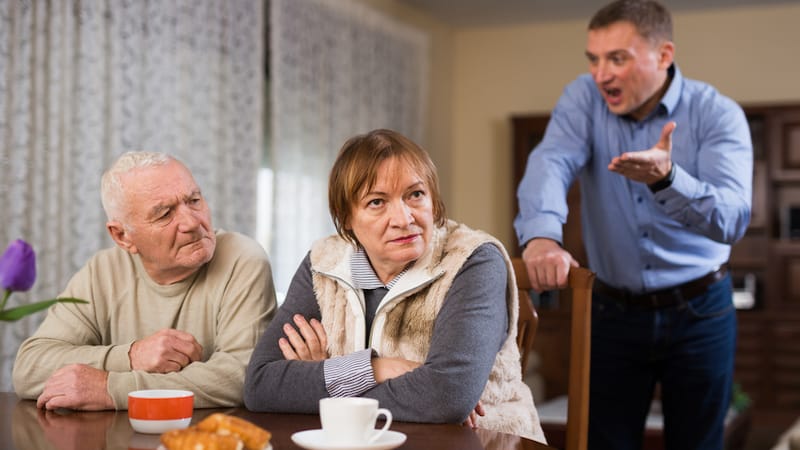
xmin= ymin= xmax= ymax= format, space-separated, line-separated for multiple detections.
xmin=0 ymin=239 xmax=37 ymax=292
xmin=0 ymin=239 xmax=87 ymax=322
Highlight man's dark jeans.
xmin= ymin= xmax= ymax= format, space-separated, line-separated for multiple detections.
xmin=588 ymin=274 xmax=736 ymax=450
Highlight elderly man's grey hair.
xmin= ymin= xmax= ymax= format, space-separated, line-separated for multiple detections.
xmin=101 ymin=151 xmax=173 ymax=223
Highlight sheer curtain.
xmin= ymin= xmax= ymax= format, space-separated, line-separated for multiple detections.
xmin=0 ymin=0 xmax=263 ymax=391
xmin=268 ymin=0 xmax=428 ymax=293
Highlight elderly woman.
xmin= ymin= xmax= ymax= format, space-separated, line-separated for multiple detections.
xmin=244 ymin=129 xmax=544 ymax=442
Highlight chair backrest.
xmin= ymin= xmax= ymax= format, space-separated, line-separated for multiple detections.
xmin=515 ymin=263 xmax=539 ymax=376
xmin=511 ymin=258 xmax=595 ymax=450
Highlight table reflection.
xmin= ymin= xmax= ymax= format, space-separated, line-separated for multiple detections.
xmin=13 ymin=401 xmax=125 ymax=450
xmin=3 ymin=393 xmax=551 ymax=450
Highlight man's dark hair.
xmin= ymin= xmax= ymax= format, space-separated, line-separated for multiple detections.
xmin=589 ymin=0 xmax=673 ymax=44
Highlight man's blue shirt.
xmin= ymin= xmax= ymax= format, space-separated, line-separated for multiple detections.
xmin=514 ymin=65 xmax=752 ymax=292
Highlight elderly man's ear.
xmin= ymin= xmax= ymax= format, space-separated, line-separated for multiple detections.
xmin=107 ymin=221 xmax=138 ymax=254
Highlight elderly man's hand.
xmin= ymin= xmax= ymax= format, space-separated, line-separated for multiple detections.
xmin=36 ymin=364 xmax=114 ymax=410
xmin=129 ymin=329 xmax=203 ymax=373
xmin=279 ymin=314 xmax=329 ymax=361
xmin=521 ymin=238 xmax=579 ymax=292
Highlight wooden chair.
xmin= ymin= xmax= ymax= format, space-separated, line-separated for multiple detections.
xmin=512 ymin=258 xmax=595 ymax=450
xmin=516 ymin=271 xmax=539 ymax=376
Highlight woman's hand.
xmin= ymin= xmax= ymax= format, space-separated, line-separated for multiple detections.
xmin=370 ymin=357 xmax=422 ymax=383
xmin=462 ymin=401 xmax=485 ymax=428
xmin=279 ymin=314 xmax=329 ymax=361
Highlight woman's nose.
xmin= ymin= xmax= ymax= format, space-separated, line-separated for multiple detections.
xmin=388 ymin=201 xmax=413 ymax=227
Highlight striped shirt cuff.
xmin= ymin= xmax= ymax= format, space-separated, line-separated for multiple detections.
xmin=323 ymin=348 xmax=377 ymax=397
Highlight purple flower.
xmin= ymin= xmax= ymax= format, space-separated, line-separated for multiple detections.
xmin=0 ymin=239 xmax=37 ymax=292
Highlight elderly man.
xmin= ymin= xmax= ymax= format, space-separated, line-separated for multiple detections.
xmin=13 ymin=151 xmax=276 ymax=410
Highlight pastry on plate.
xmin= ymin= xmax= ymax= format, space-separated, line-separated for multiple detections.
xmin=196 ymin=413 xmax=271 ymax=450
xmin=160 ymin=414 xmax=271 ymax=450
xmin=160 ymin=428 xmax=242 ymax=450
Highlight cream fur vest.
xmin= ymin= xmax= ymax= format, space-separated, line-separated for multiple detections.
xmin=309 ymin=220 xmax=545 ymax=442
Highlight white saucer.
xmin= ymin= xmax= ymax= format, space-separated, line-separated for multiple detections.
xmin=158 ymin=444 xmax=272 ymax=450
xmin=291 ymin=429 xmax=406 ymax=450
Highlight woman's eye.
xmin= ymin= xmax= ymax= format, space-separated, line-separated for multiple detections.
xmin=410 ymin=190 xmax=425 ymax=199
xmin=367 ymin=198 xmax=383 ymax=208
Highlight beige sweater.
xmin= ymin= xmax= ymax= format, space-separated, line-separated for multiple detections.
xmin=12 ymin=230 xmax=276 ymax=409
xmin=312 ymin=220 xmax=545 ymax=441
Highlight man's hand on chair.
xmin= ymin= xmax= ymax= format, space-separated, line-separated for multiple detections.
xmin=521 ymin=238 xmax=579 ymax=292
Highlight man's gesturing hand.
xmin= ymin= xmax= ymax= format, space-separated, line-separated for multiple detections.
xmin=609 ymin=121 xmax=676 ymax=184
xmin=129 ymin=329 xmax=203 ymax=373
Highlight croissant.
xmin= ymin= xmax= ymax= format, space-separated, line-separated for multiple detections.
xmin=196 ymin=413 xmax=272 ymax=450
xmin=160 ymin=428 xmax=243 ymax=450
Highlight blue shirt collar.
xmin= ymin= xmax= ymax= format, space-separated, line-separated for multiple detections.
xmin=659 ymin=64 xmax=682 ymax=116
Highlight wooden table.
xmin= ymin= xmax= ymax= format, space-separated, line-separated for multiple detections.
xmin=0 ymin=392 xmax=555 ymax=450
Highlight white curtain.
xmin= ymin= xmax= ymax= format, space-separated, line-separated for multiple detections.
xmin=0 ymin=0 xmax=264 ymax=391
xmin=269 ymin=0 xmax=428 ymax=293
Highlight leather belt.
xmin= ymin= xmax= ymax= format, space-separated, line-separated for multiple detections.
xmin=593 ymin=264 xmax=729 ymax=310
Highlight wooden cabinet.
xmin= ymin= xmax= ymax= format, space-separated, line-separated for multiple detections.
xmin=511 ymin=104 xmax=800 ymax=420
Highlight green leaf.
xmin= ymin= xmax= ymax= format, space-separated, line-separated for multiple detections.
xmin=0 ymin=297 xmax=88 ymax=322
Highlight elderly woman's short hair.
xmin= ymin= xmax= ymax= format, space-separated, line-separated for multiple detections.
xmin=328 ymin=129 xmax=446 ymax=246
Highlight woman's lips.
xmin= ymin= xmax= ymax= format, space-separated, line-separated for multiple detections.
xmin=391 ymin=234 xmax=419 ymax=244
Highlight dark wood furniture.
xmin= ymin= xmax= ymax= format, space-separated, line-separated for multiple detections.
xmin=511 ymin=103 xmax=800 ymax=447
xmin=0 ymin=392 xmax=555 ymax=450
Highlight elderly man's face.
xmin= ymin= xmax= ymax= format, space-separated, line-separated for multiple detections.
xmin=114 ymin=160 xmax=216 ymax=284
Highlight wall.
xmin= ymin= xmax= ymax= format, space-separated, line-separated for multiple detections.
xmin=360 ymin=0 xmax=456 ymax=209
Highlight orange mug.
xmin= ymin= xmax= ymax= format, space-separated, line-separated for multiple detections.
xmin=128 ymin=389 xmax=194 ymax=434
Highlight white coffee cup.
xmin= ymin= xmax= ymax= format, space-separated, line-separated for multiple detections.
xmin=319 ymin=397 xmax=392 ymax=445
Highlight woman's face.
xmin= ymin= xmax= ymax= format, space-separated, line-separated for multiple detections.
xmin=347 ymin=157 xmax=434 ymax=284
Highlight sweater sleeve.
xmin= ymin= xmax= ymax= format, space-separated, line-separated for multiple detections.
xmin=362 ymin=243 xmax=508 ymax=423
xmin=244 ymin=253 xmax=330 ymax=413
xmin=12 ymin=260 xmax=119 ymax=400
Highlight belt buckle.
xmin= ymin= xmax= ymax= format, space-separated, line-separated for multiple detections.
xmin=646 ymin=293 xmax=661 ymax=308
xmin=648 ymin=289 xmax=682 ymax=309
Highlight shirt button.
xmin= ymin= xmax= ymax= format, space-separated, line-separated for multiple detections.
xmin=637 ymin=196 xmax=643 ymax=203
xmin=642 ymin=231 xmax=649 ymax=238
xmin=659 ymin=200 xmax=666 ymax=205
xmin=645 ymin=264 xmax=652 ymax=270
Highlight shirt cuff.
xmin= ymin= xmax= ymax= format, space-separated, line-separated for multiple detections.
xmin=515 ymin=214 xmax=564 ymax=250
xmin=323 ymin=348 xmax=377 ymax=397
